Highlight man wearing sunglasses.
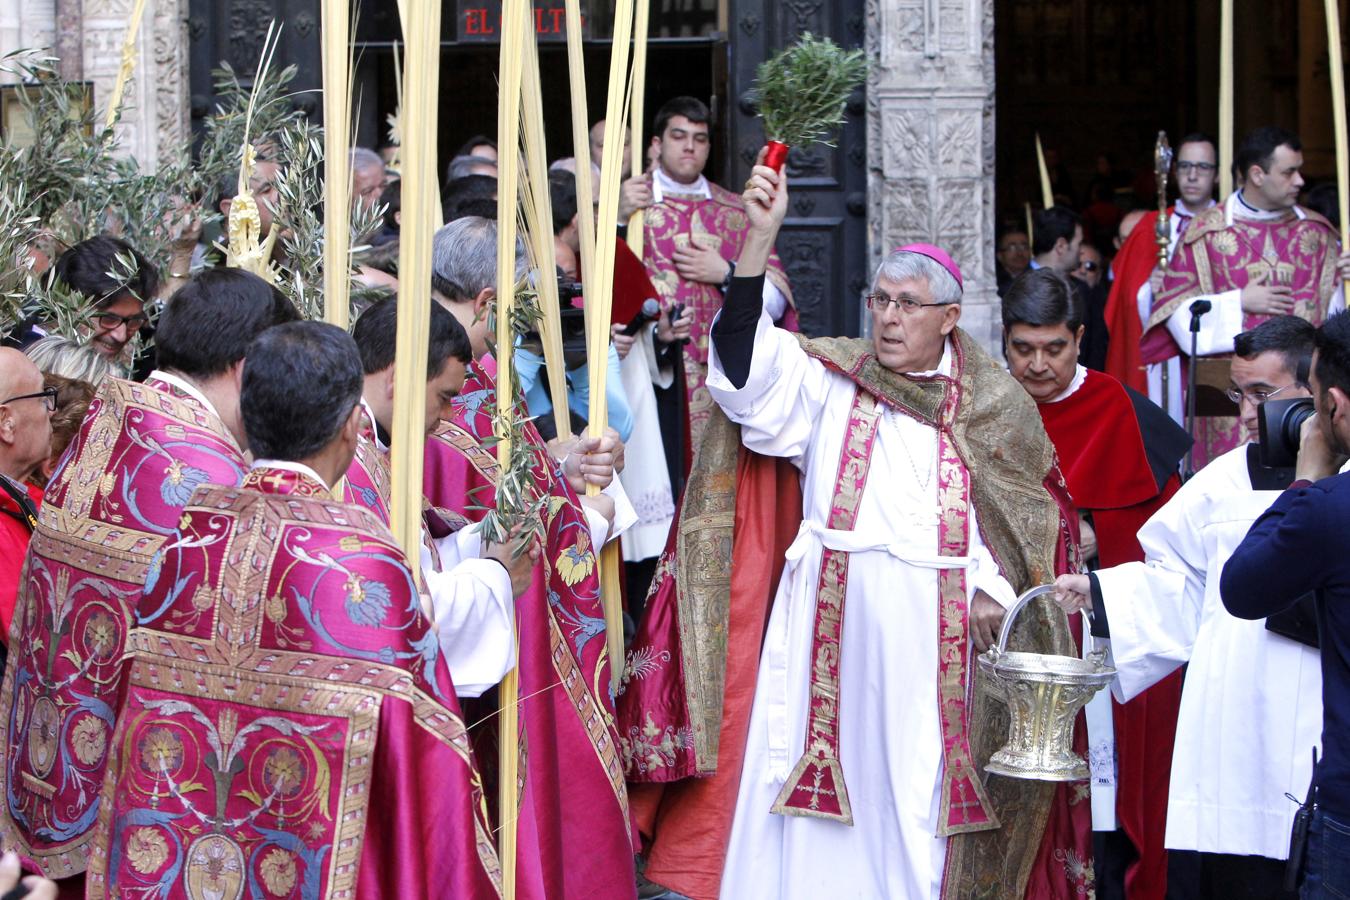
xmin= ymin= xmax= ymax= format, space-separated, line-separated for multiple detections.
xmin=0 ymin=349 xmax=52 ymax=648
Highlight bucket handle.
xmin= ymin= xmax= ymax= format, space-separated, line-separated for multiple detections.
xmin=992 ymin=584 xmax=1058 ymax=656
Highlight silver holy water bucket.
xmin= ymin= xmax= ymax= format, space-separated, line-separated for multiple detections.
xmin=977 ymin=584 xmax=1114 ymax=781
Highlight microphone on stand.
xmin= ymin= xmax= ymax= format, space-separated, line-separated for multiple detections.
xmin=619 ymin=298 xmax=662 ymax=336
xmin=1185 ymin=298 xmax=1212 ymax=479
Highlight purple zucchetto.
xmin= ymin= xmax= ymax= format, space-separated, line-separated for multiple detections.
xmin=894 ymin=243 xmax=963 ymax=292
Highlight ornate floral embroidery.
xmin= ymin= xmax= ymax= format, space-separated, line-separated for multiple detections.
xmin=259 ymin=847 xmax=299 ymax=895
xmin=71 ymin=716 xmax=107 ymax=767
xmin=620 ymin=646 xmax=671 ymax=689
xmin=343 ymin=573 xmax=391 ymax=627
xmin=620 ymin=712 xmax=694 ymax=775
xmin=555 ymin=539 xmax=596 ymax=587
xmin=1054 ymin=847 xmax=1096 ymax=898
xmin=126 ymin=827 xmax=169 ymax=875
xmin=160 ymin=459 xmax=211 ymax=506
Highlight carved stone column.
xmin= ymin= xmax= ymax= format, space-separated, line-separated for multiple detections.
xmin=83 ymin=0 xmax=191 ymax=170
xmin=866 ymin=0 xmax=999 ymax=351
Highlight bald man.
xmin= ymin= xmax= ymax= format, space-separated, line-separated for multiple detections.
xmin=589 ymin=118 xmax=632 ymax=180
xmin=0 ymin=348 xmax=53 ymax=640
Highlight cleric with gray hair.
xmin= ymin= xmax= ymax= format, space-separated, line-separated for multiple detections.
xmin=430 ymin=216 xmax=527 ymax=360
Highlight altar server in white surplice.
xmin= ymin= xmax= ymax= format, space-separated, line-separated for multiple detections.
xmin=1056 ymin=315 xmax=1324 ymax=898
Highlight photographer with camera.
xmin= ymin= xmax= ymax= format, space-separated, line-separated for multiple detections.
xmin=1221 ymin=309 xmax=1350 ymax=899
xmin=1055 ymin=315 xmax=1322 ymax=899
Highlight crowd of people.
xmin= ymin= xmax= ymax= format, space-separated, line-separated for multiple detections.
xmin=3 ymin=45 xmax=1350 ymax=900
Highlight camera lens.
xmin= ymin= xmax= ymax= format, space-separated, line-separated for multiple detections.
xmin=1281 ymin=398 xmax=1316 ymax=454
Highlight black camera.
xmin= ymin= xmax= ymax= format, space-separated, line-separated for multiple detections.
xmin=1257 ymin=396 xmax=1315 ymax=468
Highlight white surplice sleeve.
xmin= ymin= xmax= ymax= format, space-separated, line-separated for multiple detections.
xmin=1163 ymin=289 xmax=1243 ymax=355
xmin=420 ymin=529 xmax=516 ymax=698
xmin=706 ymin=307 xmax=833 ymax=462
xmin=967 ymin=505 xmax=1019 ymax=612
xmin=1092 ymin=483 xmax=1208 ymax=703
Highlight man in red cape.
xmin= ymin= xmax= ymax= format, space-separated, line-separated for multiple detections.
xmin=1104 ymin=133 xmax=1219 ymax=409
xmin=619 ymin=157 xmax=1091 ymax=899
xmin=85 ymin=323 xmax=501 ymax=899
xmin=0 ymin=270 xmax=297 ymax=891
xmin=422 ymin=216 xmax=638 ymax=899
xmin=1005 ymin=269 xmax=1193 ymax=900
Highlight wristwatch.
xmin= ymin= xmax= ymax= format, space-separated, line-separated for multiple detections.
xmin=720 ymin=259 xmax=737 ymax=292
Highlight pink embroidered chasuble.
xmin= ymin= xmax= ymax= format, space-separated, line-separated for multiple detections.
xmin=1142 ymin=199 xmax=1340 ymax=467
xmin=0 ymin=376 xmax=247 ymax=879
xmin=641 ymin=181 xmax=793 ymax=457
xmin=421 ymin=355 xmax=636 ymax=900
xmin=84 ymin=467 xmax=502 ymax=899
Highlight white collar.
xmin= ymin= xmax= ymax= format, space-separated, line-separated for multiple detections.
xmin=359 ymin=398 xmax=388 ymax=452
xmin=1227 ymin=190 xmax=1304 ymax=225
xmin=250 ymin=459 xmax=331 ymax=491
xmin=906 ymin=338 xmax=954 ymax=378
xmin=1174 ymin=198 xmax=1216 ymax=219
xmin=149 ymin=370 xmax=220 ymax=420
xmin=652 ymin=167 xmax=711 ymax=203
xmin=1044 ymin=364 xmax=1088 ymax=404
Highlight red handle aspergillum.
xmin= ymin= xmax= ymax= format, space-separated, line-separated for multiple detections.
xmin=763 ymin=140 xmax=790 ymax=172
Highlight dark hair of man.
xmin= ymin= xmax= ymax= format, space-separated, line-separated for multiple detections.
xmin=549 ymin=170 xmax=578 ymax=236
xmin=1235 ymin=315 xmax=1317 ymax=387
xmin=1177 ymin=132 xmax=1217 ymax=156
xmin=352 ymin=295 xmax=472 ymax=380
xmin=242 ymin=321 xmax=363 ymax=462
xmin=381 ymin=179 xmax=401 ymax=232
xmin=442 ymin=174 xmax=498 ymax=222
xmin=155 ymin=268 xmax=300 ymax=379
xmin=1001 ymin=268 xmax=1083 ymax=332
xmin=1031 ymin=205 xmax=1081 ymax=257
xmin=1304 ymin=182 xmax=1340 ymax=231
xmin=456 ymin=134 xmax=498 ymax=158
xmin=1235 ymin=126 xmax=1303 ymax=180
xmin=1313 ymin=311 xmax=1350 ymax=400
xmin=53 ymin=235 xmax=160 ymax=309
xmin=652 ymin=96 xmax=711 ymax=139
xmin=448 ymin=198 xmax=498 ymax=222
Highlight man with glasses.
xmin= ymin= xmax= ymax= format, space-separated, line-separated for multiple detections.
xmin=4 ymin=236 xmax=159 ymax=370
xmin=1104 ymin=133 xmax=1219 ymax=422
xmin=623 ymin=157 xmax=1090 ymax=899
xmin=1005 ymin=269 xmax=1191 ymax=900
xmin=0 ymin=269 xmax=298 ymax=895
xmin=1144 ymin=127 xmax=1350 ymax=468
xmin=1055 ymin=315 xmax=1323 ymax=900
xmin=0 ymin=349 xmax=52 ymax=647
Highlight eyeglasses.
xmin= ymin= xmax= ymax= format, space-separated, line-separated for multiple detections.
xmin=1176 ymin=161 xmax=1218 ymax=174
xmin=866 ymin=292 xmax=955 ymax=314
xmin=1225 ymin=383 xmax=1297 ymax=405
xmin=1 ymin=386 xmax=58 ymax=412
xmin=1078 ymin=261 xmax=1100 ymax=272
xmin=999 ymin=241 xmax=1030 ymax=253
xmin=88 ymin=310 xmax=149 ymax=333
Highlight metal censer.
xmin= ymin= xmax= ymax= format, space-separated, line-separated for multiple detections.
xmin=978 ymin=584 xmax=1114 ymax=781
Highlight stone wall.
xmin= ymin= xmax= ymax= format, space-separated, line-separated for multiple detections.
xmin=0 ymin=0 xmax=190 ymax=172
xmin=866 ymin=0 xmax=999 ymax=351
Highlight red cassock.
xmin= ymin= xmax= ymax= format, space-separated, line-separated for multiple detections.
xmin=422 ymin=355 xmax=637 ymax=900
xmin=0 ymin=376 xmax=248 ymax=882
xmin=1104 ymin=210 xmax=1165 ymax=395
xmin=1038 ymin=369 xmax=1186 ymax=900
xmin=84 ymin=467 xmax=501 ymax=899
